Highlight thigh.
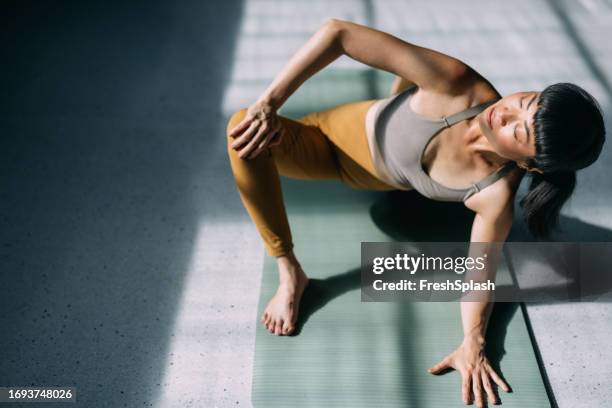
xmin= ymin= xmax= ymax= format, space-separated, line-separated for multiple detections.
xmin=307 ymin=100 xmax=397 ymax=191
xmin=270 ymin=113 xmax=341 ymax=181
xmin=228 ymin=107 xmax=341 ymax=181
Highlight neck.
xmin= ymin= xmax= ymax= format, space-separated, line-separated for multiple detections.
xmin=465 ymin=116 xmax=511 ymax=167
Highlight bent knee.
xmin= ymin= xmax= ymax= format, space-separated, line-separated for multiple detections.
xmin=226 ymin=108 xmax=249 ymax=138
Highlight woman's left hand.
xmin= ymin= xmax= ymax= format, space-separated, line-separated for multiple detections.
xmin=428 ymin=338 xmax=511 ymax=407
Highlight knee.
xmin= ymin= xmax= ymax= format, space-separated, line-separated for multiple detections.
xmin=226 ymin=108 xmax=249 ymax=139
xmin=226 ymin=108 xmax=249 ymax=166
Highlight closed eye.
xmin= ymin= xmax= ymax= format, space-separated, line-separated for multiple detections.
xmin=515 ymin=97 xmax=524 ymax=140
xmin=518 ymin=95 xmax=531 ymax=142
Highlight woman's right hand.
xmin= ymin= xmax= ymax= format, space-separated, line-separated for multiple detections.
xmin=228 ymin=100 xmax=284 ymax=160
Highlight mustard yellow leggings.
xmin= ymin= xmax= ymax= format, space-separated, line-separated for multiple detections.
xmin=226 ymin=99 xmax=398 ymax=257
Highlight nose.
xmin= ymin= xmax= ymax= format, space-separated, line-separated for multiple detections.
xmin=499 ymin=109 xmax=509 ymax=126
xmin=499 ymin=107 xmax=521 ymax=127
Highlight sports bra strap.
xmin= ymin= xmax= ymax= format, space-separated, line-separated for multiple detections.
xmin=469 ymin=161 xmax=517 ymax=196
xmin=442 ymin=99 xmax=498 ymax=128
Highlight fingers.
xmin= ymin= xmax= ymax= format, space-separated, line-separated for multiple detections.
xmin=249 ymin=120 xmax=282 ymax=159
xmin=242 ymin=122 xmax=271 ymax=159
xmin=428 ymin=357 xmax=451 ymax=374
xmin=248 ymin=120 xmax=282 ymax=159
xmin=428 ymin=348 xmax=508 ymax=406
xmin=234 ymin=121 xmax=267 ymax=159
xmin=481 ymin=370 xmax=499 ymax=405
xmin=461 ymin=370 xmax=472 ymax=405
xmin=231 ymin=119 xmax=260 ymax=150
xmin=472 ymin=372 xmax=484 ymax=408
xmin=232 ymin=117 xmax=282 ymax=159
xmin=248 ymin=133 xmax=274 ymax=159
xmin=228 ymin=115 xmax=253 ymax=139
xmin=486 ymin=365 xmax=511 ymax=393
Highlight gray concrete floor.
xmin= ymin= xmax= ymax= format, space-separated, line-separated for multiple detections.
xmin=1 ymin=1 xmax=611 ymax=407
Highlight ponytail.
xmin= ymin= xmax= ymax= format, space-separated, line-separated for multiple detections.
xmin=519 ymin=170 xmax=576 ymax=238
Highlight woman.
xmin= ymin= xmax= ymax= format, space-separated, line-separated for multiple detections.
xmin=226 ymin=19 xmax=605 ymax=406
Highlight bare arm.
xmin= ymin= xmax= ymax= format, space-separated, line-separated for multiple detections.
xmin=259 ymin=18 xmax=468 ymax=109
xmin=334 ymin=19 xmax=468 ymax=91
xmin=230 ymin=18 xmax=469 ymax=159
xmin=257 ymin=19 xmax=344 ymax=109
xmin=430 ymin=182 xmax=516 ymax=407
xmin=460 ymin=171 xmax=522 ymax=352
xmin=463 ymin=210 xmax=513 ymax=406
xmin=462 ymin=197 xmax=514 ymax=340
xmin=460 ymin=168 xmax=524 ymax=347
xmin=229 ymin=19 xmax=345 ymax=159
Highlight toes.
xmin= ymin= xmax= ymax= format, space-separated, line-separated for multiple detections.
xmin=264 ymin=317 xmax=272 ymax=332
xmin=261 ymin=312 xmax=268 ymax=324
xmin=274 ymin=322 xmax=283 ymax=335
xmin=282 ymin=321 xmax=294 ymax=335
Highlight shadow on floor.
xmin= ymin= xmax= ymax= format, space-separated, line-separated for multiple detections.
xmin=371 ymin=189 xmax=612 ymax=303
xmin=0 ymin=1 xmax=243 ymax=407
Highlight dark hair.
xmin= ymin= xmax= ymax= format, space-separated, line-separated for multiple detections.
xmin=520 ymin=82 xmax=605 ymax=238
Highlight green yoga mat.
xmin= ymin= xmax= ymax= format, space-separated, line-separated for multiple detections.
xmin=251 ymin=180 xmax=551 ymax=407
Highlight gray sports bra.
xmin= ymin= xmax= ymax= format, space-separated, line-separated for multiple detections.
xmin=365 ymin=85 xmax=517 ymax=202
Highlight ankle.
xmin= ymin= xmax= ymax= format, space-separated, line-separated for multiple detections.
xmin=276 ymin=250 xmax=300 ymax=269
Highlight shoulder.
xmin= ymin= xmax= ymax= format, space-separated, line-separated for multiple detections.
xmin=464 ymin=166 xmax=525 ymax=221
xmin=440 ymin=63 xmax=502 ymax=102
xmin=414 ymin=64 xmax=501 ymax=113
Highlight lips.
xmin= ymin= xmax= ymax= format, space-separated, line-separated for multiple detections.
xmin=488 ymin=107 xmax=495 ymax=129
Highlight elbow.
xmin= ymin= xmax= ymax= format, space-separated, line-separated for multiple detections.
xmin=322 ymin=18 xmax=344 ymax=34
xmin=320 ymin=18 xmax=345 ymax=52
xmin=324 ymin=18 xmax=344 ymax=28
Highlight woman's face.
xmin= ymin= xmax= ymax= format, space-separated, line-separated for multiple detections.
xmin=478 ymin=91 xmax=541 ymax=168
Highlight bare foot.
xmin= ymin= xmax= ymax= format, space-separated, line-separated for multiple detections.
xmin=260 ymin=251 xmax=309 ymax=336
